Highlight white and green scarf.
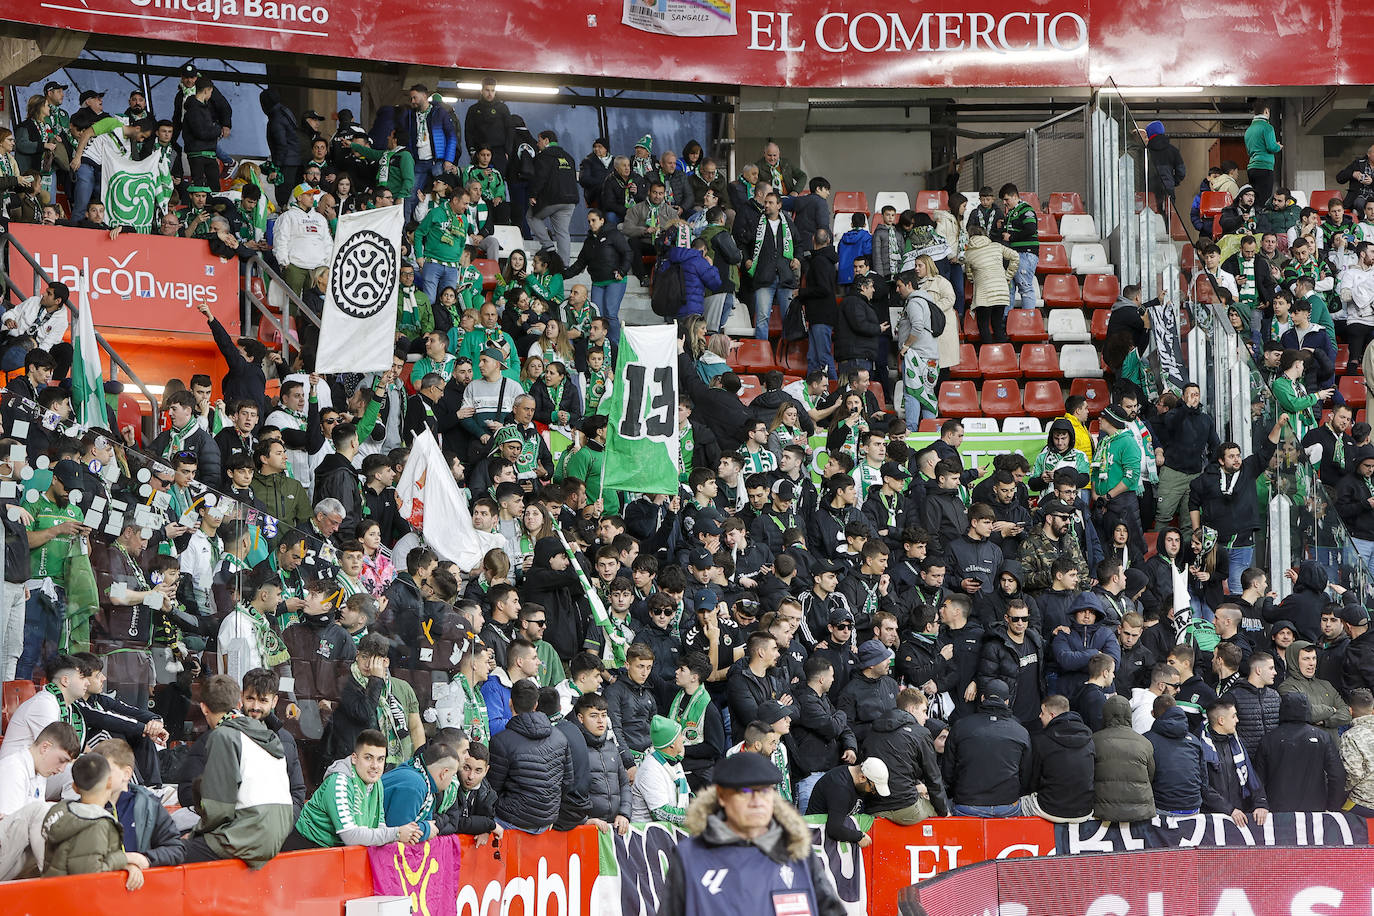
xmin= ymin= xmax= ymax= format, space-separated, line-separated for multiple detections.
xmin=748 ymin=213 xmax=793 ymax=277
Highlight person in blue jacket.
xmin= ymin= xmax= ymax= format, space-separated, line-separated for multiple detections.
xmin=381 ymin=738 xmax=465 ymax=839
xmin=1049 ymin=592 xmax=1121 ymax=699
xmin=837 ymin=213 xmax=873 ymax=287
xmin=665 ymin=236 xmax=723 ymax=319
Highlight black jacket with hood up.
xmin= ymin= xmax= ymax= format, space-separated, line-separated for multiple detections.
xmin=1255 ymin=692 xmax=1345 ymax=812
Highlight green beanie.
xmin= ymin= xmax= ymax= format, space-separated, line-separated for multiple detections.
xmin=635 ymin=134 xmax=653 ymax=155
xmin=650 ymin=714 xmax=682 ymax=750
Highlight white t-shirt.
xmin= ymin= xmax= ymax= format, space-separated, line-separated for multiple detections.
xmin=0 ymin=751 xmax=46 ymax=817
xmin=0 ymin=692 xmax=59 ymax=759
xmin=218 ymin=610 xmax=265 ymax=686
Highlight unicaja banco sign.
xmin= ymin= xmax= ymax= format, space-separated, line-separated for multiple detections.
xmin=745 ymin=8 xmax=1088 ymax=53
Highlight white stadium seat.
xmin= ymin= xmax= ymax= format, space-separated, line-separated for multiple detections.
xmin=1047 ymin=310 xmax=1091 ymax=343
xmin=1070 ymin=243 xmax=1113 ymax=275
xmin=1057 ymin=214 xmax=1097 ymax=242
xmin=873 ymin=191 xmax=911 ymax=212
xmin=1060 ymin=344 xmax=1104 ymax=378
xmin=963 ymin=418 xmax=998 ymax=432
xmin=492 ymin=225 xmax=526 ymax=258
xmin=1001 ymin=417 xmax=1043 ymax=433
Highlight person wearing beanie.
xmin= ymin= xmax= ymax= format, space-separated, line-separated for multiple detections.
xmin=631 ymin=715 xmax=692 ymax=825
xmin=658 ymin=752 xmax=849 ymax=916
xmin=578 ymin=137 xmax=612 ymax=209
xmin=1093 ymin=406 xmax=1146 ymax=564
xmin=1218 ymin=184 xmax=1259 ymax=236
xmin=630 ymin=134 xmax=656 ymax=177
xmin=1143 ymin=120 xmax=1187 ymax=229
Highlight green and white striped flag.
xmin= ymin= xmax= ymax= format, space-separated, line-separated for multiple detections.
xmin=599 ymin=325 xmax=680 ymax=496
xmin=247 ymin=163 xmax=272 ymax=239
xmin=554 ymin=528 xmax=626 ymax=668
xmin=72 ymin=277 xmax=107 ymax=429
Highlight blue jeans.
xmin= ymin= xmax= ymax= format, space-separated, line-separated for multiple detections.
xmin=1354 ymin=538 xmax=1374 ymax=581
xmin=495 ymin=816 xmax=550 ymax=835
xmin=1009 ymin=251 xmax=1039 ymax=310
xmin=1224 ymin=546 xmax=1254 ymax=594
xmin=808 ymin=323 xmax=837 ymax=379
xmin=420 ymin=260 xmax=460 ymax=304
xmin=947 ymin=262 xmax=967 ymax=318
xmin=953 ymin=802 xmax=1022 ymax=818
xmin=17 ymin=585 xmax=63 ymax=681
xmin=1158 ymin=807 xmax=1200 ymax=817
xmin=72 ymin=159 xmax=99 ymax=219
xmin=752 ymin=282 xmax=795 ymax=340
xmin=903 ymin=392 xmax=928 ymax=429
xmin=591 ymin=281 xmax=628 ymax=341
xmin=409 ymin=159 xmax=444 ymax=221
xmin=795 ymin=772 xmax=824 ymax=814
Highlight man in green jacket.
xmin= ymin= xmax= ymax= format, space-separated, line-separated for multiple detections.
xmin=414 ymin=172 xmax=466 ymax=303
xmin=1245 ymin=101 xmax=1282 ymax=210
xmin=351 ymin=125 xmax=415 ymax=204
xmin=558 ymin=414 xmax=620 ymax=514
xmin=251 ymin=438 xmax=311 ymax=545
xmin=1093 ymin=405 xmax=1145 ymax=563
xmin=182 ymin=676 xmax=294 ymax=868
xmin=290 ymin=729 xmax=424 ymax=848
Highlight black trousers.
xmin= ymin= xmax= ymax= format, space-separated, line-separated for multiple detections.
xmin=975 ymin=306 xmax=1008 ymax=344
xmin=1247 ymin=168 xmax=1274 ymax=209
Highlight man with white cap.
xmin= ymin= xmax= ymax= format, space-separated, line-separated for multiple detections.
xmin=272 ymin=182 xmax=330 ymax=295
xmin=659 ymin=752 xmax=847 ymax=916
xmin=804 ymin=754 xmax=888 ymax=847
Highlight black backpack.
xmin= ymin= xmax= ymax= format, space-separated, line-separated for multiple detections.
xmin=924 ymin=293 xmax=947 ymax=337
xmin=651 ymin=259 xmax=686 ymax=318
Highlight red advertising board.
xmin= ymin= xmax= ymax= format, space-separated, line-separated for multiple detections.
xmin=8 ymin=224 xmax=241 ymax=336
xmin=4 ymin=0 xmax=1369 ymax=89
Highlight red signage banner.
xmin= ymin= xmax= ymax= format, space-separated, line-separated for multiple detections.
xmin=4 ymin=0 xmax=1366 ymax=88
xmin=8 ymin=224 xmax=241 ymax=336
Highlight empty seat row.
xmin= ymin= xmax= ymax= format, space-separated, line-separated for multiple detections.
xmin=1041 ymin=273 xmax=1121 ymax=308
xmin=1037 ymin=243 xmax=1113 ymax=276
xmin=938 ymin=378 xmax=1067 ymax=419
xmin=952 ymin=342 xmax=1103 ymax=379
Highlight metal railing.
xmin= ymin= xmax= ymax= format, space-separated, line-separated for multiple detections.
xmin=240 ymin=253 xmax=321 ymax=362
xmin=1 ymin=229 xmax=162 ymax=431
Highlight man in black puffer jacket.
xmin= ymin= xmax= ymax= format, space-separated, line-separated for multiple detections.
xmin=833 ymin=274 xmax=885 ymax=368
xmin=978 ymin=611 xmax=1046 ymax=725
xmin=259 ymin=88 xmax=301 ymax=206
xmin=861 ymin=689 xmax=949 ymax=823
xmin=941 ymin=679 xmax=1031 ymax=815
xmin=1024 ymin=696 xmax=1095 ymax=822
xmin=489 ymin=681 xmax=573 ymax=832
xmin=604 ymin=645 xmax=659 ymax=768
xmin=568 ymin=692 xmax=632 ymax=831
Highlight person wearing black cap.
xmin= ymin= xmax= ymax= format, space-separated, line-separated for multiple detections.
xmin=1094 ymin=405 xmax=1147 ymax=564
xmin=859 ymin=461 xmax=911 ymax=551
xmin=1341 ymin=602 xmax=1374 ymax=695
xmin=659 ymin=751 xmax=846 ymax=916
xmin=795 ymin=558 xmax=849 ymax=651
xmin=810 ymin=607 xmax=860 ymax=700
xmin=749 ymin=478 xmax=798 ymax=558
xmin=682 ymin=586 xmax=744 ymax=705
xmin=942 ymin=678 xmax=1032 ymax=816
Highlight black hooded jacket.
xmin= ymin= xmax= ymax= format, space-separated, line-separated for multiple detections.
xmin=1255 ymin=693 xmax=1345 ymax=812
xmin=942 ymin=694 xmax=1032 ymax=807
xmin=259 ymin=89 xmax=301 ymax=167
xmin=519 ymin=538 xmax=586 ymax=661
xmin=489 ymin=711 xmax=573 ymax=831
xmin=1029 ymin=711 xmax=1096 ymax=819
xmin=1271 ymin=560 xmax=1329 ymax=642
xmin=861 ymin=708 xmax=949 ymax=815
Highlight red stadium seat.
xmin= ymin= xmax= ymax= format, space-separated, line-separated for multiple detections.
xmin=1071 ymin=377 xmax=1110 ymax=413
xmin=475 ymin=259 xmax=499 ymax=291
xmin=1091 ymin=310 xmax=1110 ymax=340
xmin=731 ymin=339 xmax=781 ymax=374
xmin=868 ymin=382 xmax=888 ymax=413
xmin=1041 ymin=275 xmax=1082 ymax=308
xmin=1312 ymin=189 xmax=1346 ymax=210
xmin=1037 ymin=211 xmax=1062 ymax=242
xmin=1036 ymin=244 xmax=1071 ymax=275
xmin=952 ymin=343 xmax=980 ymax=379
xmin=831 ymin=191 xmax=870 ymax=214
xmin=980 ymin=379 xmax=1023 ymax=419
xmin=1019 ymin=191 xmax=1043 ymax=212
xmin=1019 ymin=343 xmax=1061 ymax=379
xmin=1023 ymin=380 xmax=1067 ymax=418
xmin=1006 ymin=310 xmax=1048 ymax=342
xmin=1199 ymin=191 xmax=1231 ymax=218
xmin=1081 ymin=274 xmax=1121 ymax=308
xmin=117 ymin=394 xmax=145 ymax=448
xmin=962 ymin=310 xmax=981 ymax=343
xmin=913 ymin=190 xmax=948 ymax=214
xmin=3 ymin=680 xmax=35 ymax=730
xmin=1339 ymin=375 xmax=1367 ymax=408
xmin=918 ymin=419 xmax=942 ymax=432
xmin=1336 ymin=343 xmax=1351 ymax=368
xmin=1047 ymin=192 xmax=1086 ymax=215
xmin=938 ymin=381 xmax=980 ymax=417
xmin=736 ymin=374 xmax=762 ymax=404
xmin=978 ymin=343 xmax=1019 ymax=377
xmin=1169 ymin=206 xmax=1190 ymax=241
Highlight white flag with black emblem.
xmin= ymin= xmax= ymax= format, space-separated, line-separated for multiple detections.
xmin=314 ymin=205 xmax=403 ymax=374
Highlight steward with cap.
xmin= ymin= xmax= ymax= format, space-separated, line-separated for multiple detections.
xmin=659 ymin=752 xmax=847 ymax=916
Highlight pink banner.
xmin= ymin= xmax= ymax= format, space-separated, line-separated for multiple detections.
xmin=367 ymin=836 xmax=461 ymax=916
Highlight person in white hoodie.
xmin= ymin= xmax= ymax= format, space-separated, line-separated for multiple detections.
xmin=1130 ymin=663 xmax=1182 ymax=734
xmin=272 ymin=183 xmax=332 ymax=295
xmin=1339 ymin=239 xmax=1374 ymax=371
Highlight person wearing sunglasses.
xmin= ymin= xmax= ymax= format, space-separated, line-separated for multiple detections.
xmin=659 ymin=750 xmax=849 ymax=916
xmin=976 ymin=597 xmax=1046 ymax=726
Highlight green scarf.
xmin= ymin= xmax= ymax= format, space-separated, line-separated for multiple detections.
xmin=352 ymin=663 xmax=410 ymax=761
xmin=403 ymin=752 xmax=458 ymax=821
xmin=164 ymin=415 xmax=200 ymax=458
xmin=669 ymin=686 xmax=712 ymax=747
xmin=46 ymin=683 xmax=85 ymax=748
xmin=747 ymin=213 xmax=793 ymax=277
xmin=452 ymin=672 xmax=490 ymax=743
xmin=239 ymin=602 xmax=289 ymax=667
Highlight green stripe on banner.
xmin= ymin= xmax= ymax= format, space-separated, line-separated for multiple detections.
xmin=806 ymin=431 xmax=1049 ymax=484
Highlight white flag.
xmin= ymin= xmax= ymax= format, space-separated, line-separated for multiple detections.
xmin=395 ymin=429 xmax=503 ymax=569
xmin=314 ymin=205 xmax=402 ymax=374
